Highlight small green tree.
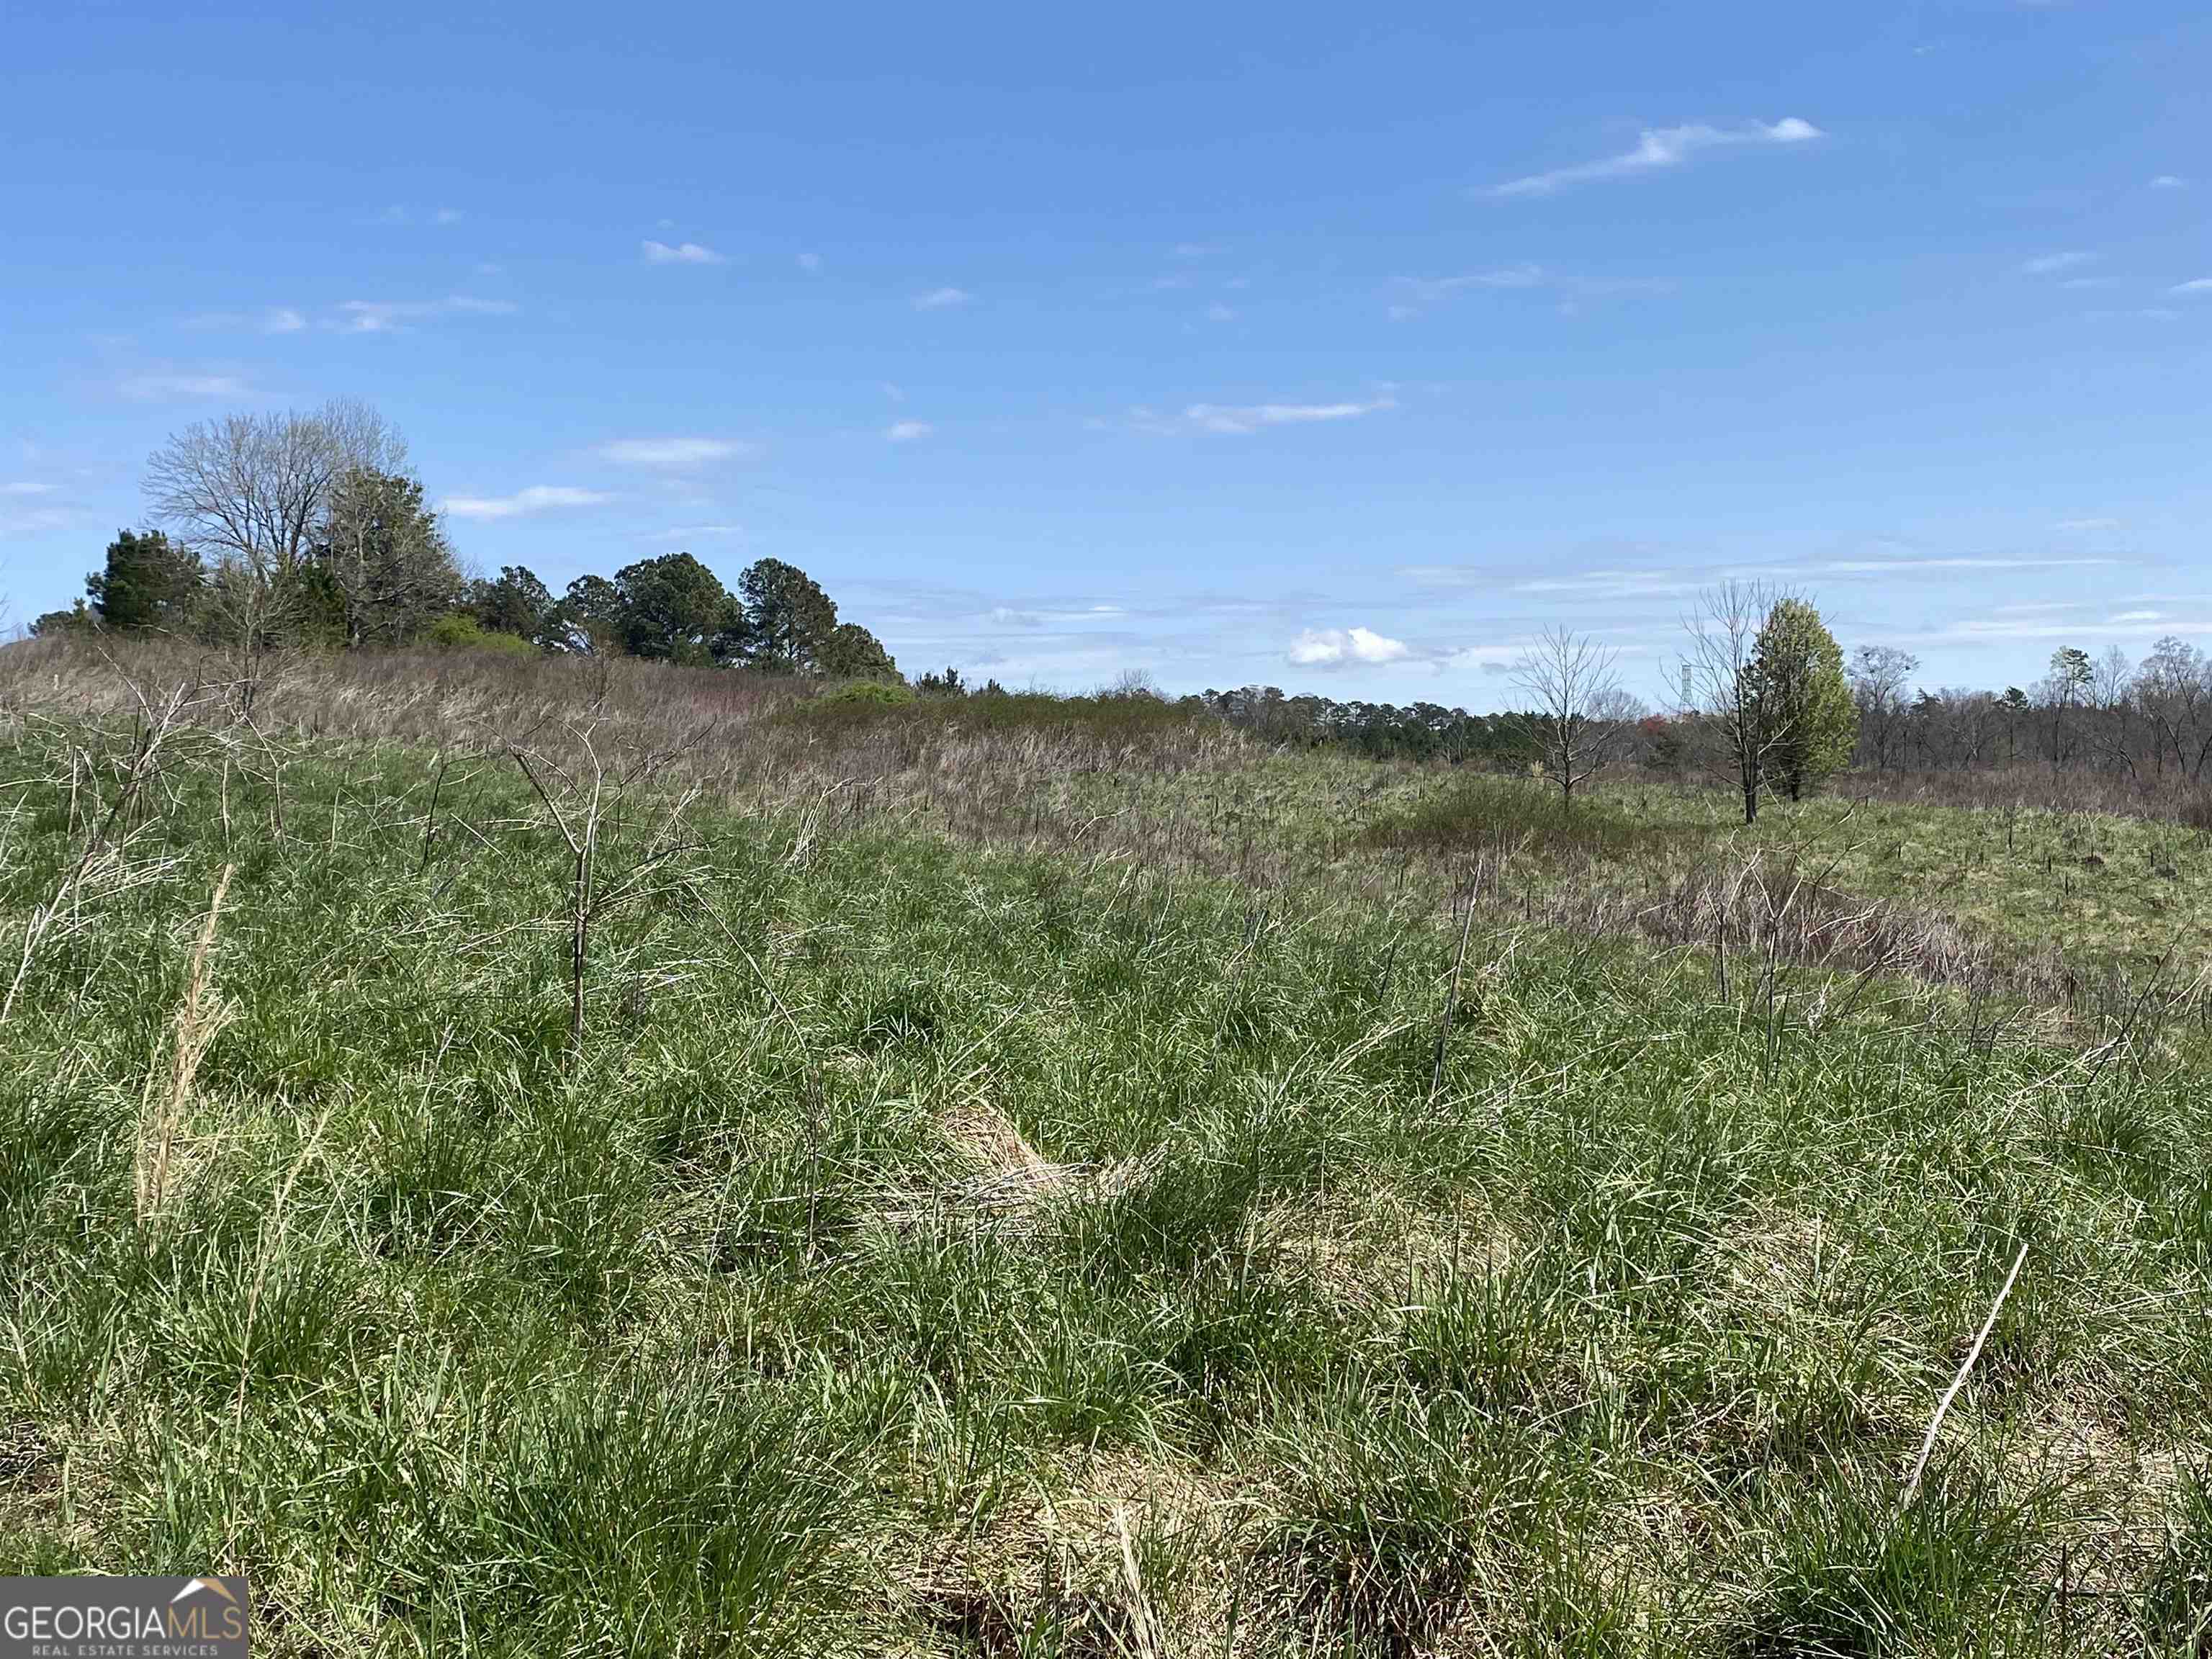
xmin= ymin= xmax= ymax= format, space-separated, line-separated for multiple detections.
xmin=85 ymin=528 xmax=203 ymax=632
xmin=1750 ymin=598 xmax=1855 ymax=801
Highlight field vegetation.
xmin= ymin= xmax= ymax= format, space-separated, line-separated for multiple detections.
xmin=1 ymin=638 xmax=2209 ymax=1655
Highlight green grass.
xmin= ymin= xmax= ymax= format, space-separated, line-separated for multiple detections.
xmin=1 ymin=696 xmax=2209 ymax=1654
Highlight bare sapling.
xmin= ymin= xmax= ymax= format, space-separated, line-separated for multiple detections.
xmin=512 ymin=724 xmax=703 ymax=1066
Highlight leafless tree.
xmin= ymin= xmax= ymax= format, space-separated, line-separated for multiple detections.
xmin=143 ymin=398 xmax=396 ymax=680
xmin=2135 ymin=637 xmax=2212 ymax=781
xmin=1679 ymin=580 xmax=1793 ymax=824
xmin=1848 ymin=644 xmax=1918 ymax=772
xmin=1509 ymin=626 xmax=1630 ymax=808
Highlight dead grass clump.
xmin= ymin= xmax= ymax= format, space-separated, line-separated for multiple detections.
xmin=900 ymin=1448 xmax=1249 ymax=1658
xmin=134 ymin=863 xmax=234 ymax=1226
xmin=881 ymin=1099 xmax=1166 ymax=1233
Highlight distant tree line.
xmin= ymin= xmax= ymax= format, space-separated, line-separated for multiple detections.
xmin=1846 ymin=638 xmax=2212 ymax=786
xmin=30 ymin=400 xmax=897 ymax=681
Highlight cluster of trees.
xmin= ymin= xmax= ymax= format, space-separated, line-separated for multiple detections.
xmin=30 ymin=401 xmax=896 ymax=680
xmin=456 ymin=556 xmax=895 ymax=675
xmin=1190 ymin=685 xmax=1545 ymax=766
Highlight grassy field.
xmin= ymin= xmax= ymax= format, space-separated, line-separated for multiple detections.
xmin=2 ymin=645 xmax=2211 ymax=1655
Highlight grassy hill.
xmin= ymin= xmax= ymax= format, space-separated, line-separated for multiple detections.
xmin=2 ymin=640 xmax=2208 ymax=1655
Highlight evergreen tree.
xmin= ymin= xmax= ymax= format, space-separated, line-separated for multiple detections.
xmin=314 ymin=468 xmax=462 ymax=644
xmin=817 ymin=621 xmax=899 ymax=680
xmin=613 ymin=552 xmax=737 ymax=664
xmin=85 ymin=528 xmax=202 ymax=632
xmin=467 ymin=565 xmax=555 ymax=645
xmin=737 ymin=558 xmax=838 ymax=672
xmin=549 ymin=574 xmax=628 ymax=655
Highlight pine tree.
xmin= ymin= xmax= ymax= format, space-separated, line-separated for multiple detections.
xmin=85 ymin=528 xmax=202 ymax=633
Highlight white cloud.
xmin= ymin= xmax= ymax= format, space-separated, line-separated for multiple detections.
xmin=2151 ymin=174 xmax=2187 ymax=189
xmin=796 ymin=252 xmax=822 ymax=271
xmin=912 ymin=287 xmax=971 ymax=310
xmin=184 ymin=305 xmax=308 ymax=333
xmin=1398 ymin=265 xmax=1545 ymax=302
xmin=434 ymin=207 xmax=464 ymax=225
xmin=1 ymin=482 xmax=56 ymax=496
xmin=2020 ymin=251 xmax=2098 ymax=276
xmin=886 ymin=420 xmax=935 ymax=443
xmin=1205 ymin=302 xmax=1237 ymax=323
xmin=441 ymin=485 xmax=611 ymax=521
xmin=2110 ymin=610 xmax=2162 ymax=623
xmin=1184 ymin=397 xmax=1395 ymax=435
xmin=1489 ymin=117 xmax=1822 ymax=197
xmin=1289 ymin=626 xmax=1412 ymax=667
xmin=649 ymin=523 xmax=744 ymax=541
xmin=120 ymin=373 xmax=254 ymax=401
xmin=595 ymin=437 xmax=750 ymax=468
xmin=2170 ymin=277 xmax=2212 ymax=294
xmin=339 ymin=295 xmax=517 ymax=333
xmin=642 ymin=240 xmax=726 ymax=265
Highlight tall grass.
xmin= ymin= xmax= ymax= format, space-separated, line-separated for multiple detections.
xmin=1 ymin=642 xmax=2208 ymax=1650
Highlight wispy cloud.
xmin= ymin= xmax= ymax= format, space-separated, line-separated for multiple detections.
xmin=1398 ymin=264 xmax=1545 ymax=303
xmin=434 ymin=207 xmax=464 ymax=225
xmin=184 ymin=305 xmax=307 ymax=334
xmin=1 ymin=482 xmax=57 ymax=496
xmin=595 ymin=437 xmax=751 ymax=468
xmin=2020 ymin=250 xmax=2098 ymax=276
xmin=1403 ymin=553 xmax=2130 ymax=603
xmin=2170 ymin=277 xmax=2212 ymax=295
xmin=441 ymin=485 xmax=612 ymax=521
xmin=1205 ymin=302 xmax=1238 ymax=323
xmin=642 ymin=240 xmax=726 ymax=265
xmin=886 ymin=420 xmax=935 ymax=443
xmin=1388 ymin=264 xmax=1546 ymax=318
xmin=120 ymin=372 xmax=256 ymax=402
xmin=1184 ymin=397 xmax=1395 ymax=435
xmin=339 ymin=295 xmax=517 ymax=333
xmin=2151 ymin=174 xmax=2188 ymax=189
xmin=1488 ymin=117 xmax=1821 ymax=197
xmin=649 ymin=523 xmax=744 ymax=541
xmin=1288 ymin=626 xmax=1412 ymax=667
xmin=912 ymin=287 xmax=971 ymax=310
xmin=796 ymin=252 xmax=822 ymax=272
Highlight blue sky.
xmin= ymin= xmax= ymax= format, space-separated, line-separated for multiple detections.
xmin=3 ymin=1 xmax=2206 ymax=705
